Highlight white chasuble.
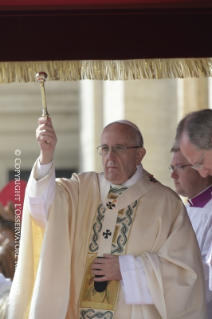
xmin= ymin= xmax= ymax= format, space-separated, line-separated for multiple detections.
xmin=8 ymin=170 xmax=207 ymax=319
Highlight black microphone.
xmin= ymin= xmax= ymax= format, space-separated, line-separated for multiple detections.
xmin=94 ymin=257 xmax=108 ymax=292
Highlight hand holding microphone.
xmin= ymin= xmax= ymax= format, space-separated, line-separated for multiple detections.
xmin=91 ymin=254 xmax=122 ymax=292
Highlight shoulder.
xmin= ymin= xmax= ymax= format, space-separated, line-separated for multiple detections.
xmin=71 ymin=171 xmax=99 ymax=182
xmin=143 ymin=169 xmax=182 ymax=202
xmin=56 ymin=171 xmax=98 ymax=183
xmin=139 ymin=171 xmax=188 ymax=227
xmin=56 ymin=171 xmax=100 ymax=196
xmin=157 ymin=182 xmax=181 ymax=201
xmin=155 ymin=184 xmax=184 ymax=214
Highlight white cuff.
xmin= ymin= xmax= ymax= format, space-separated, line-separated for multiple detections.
xmin=36 ymin=159 xmax=53 ymax=181
xmin=119 ymin=254 xmax=153 ymax=305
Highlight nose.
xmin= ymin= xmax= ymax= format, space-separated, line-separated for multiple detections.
xmin=106 ymin=148 xmax=116 ymax=159
xmin=198 ymin=168 xmax=209 ymax=178
xmin=171 ymin=170 xmax=178 ymax=179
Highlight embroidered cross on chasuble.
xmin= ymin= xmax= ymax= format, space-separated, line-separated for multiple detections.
xmin=79 ymin=184 xmax=139 ymax=319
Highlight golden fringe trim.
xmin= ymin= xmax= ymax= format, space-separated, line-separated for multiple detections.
xmin=0 ymin=58 xmax=212 ymax=83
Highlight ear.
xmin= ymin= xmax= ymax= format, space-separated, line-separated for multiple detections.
xmin=135 ymin=147 xmax=146 ymax=165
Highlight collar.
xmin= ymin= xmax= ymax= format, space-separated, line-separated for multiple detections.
xmin=98 ymin=167 xmax=155 ymax=210
xmin=188 ymin=184 xmax=212 ymax=208
xmin=111 ymin=163 xmax=143 ymax=188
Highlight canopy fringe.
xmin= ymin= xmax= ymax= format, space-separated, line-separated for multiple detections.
xmin=0 ymin=58 xmax=212 ymax=83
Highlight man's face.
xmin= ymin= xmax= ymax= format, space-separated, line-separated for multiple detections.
xmin=180 ymin=132 xmax=212 ymax=177
xmin=101 ymin=123 xmax=146 ymax=184
xmin=170 ymin=150 xmax=209 ymax=198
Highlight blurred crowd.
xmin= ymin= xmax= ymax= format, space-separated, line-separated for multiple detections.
xmin=0 ymin=202 xmax=15 ymax=319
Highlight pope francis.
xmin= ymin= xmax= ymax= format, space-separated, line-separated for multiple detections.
xmin=8 ymin=118 xmax=207 ymax=319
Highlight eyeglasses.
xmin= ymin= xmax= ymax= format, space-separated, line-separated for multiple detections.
xmin=191 ymin=141 xmax=211 ymax=171
xmin=169 ymin=164 xmax=192 ymax=173
xmin=97 ymin=144 xmax=141 ymax=156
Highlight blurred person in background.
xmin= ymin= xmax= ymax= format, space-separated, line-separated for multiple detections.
xmin=170 ymin=146 xmax=212 ymax=318
xmin=174 ymin=108 xmax=212 ymax=293
xmin=0 ymin=202 xmax=15 ymax=319
xmin=0 ymin=202 xmax=15 ymax=244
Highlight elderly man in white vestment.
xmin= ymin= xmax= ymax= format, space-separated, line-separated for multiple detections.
xmin=8 ymin=118 xmax=207 ymax=319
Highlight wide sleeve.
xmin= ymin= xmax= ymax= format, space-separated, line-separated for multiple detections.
xmin=140 ymin=200 xmax=207 ymax=319
xmin=8 ymin=175 xmax=79 ymax=319
xmin=119 ymin=254 xmax=153 ymax=304
xmin=27 ymin=159 xmax=56 ymax=227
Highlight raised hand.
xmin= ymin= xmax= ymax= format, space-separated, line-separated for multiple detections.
xmin=36 ymin=117 xmax=57 ymax=164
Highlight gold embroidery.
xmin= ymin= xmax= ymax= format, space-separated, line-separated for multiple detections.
xmin=79 ymin=255 xmax=120 ymax=311
xmin=108 ymin=193 xmax=117 ymax=200
xmin=118 ymin=208 xmax=125 ymax=216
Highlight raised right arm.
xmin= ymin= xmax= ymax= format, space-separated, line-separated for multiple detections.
xmin=27 ymin=117 xmax=58 ymax=227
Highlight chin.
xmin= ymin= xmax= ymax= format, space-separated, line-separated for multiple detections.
xmin=109 ymin=178 xmax=121 ymax=184
xmin=105 ymin=173 xmax=122 ymax=184
xmin=175 ymin=187 xmax=183 ymax=196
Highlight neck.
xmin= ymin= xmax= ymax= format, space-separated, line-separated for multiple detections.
xmin=189 ymin=180 xmax=212 ymax=199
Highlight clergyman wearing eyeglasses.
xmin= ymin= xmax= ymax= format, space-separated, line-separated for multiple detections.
xmin=170 ymin=146 xmax=212 ymax=319
xmin=173 ymin=108 xmax=212 ymax=296
xmin=8 ymin=119 xmax=207 ymax=319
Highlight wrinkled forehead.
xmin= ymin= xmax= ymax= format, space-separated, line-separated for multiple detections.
xmin=101 ymin=123 xmax=136 ymax=143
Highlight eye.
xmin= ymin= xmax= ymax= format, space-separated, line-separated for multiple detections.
xmin=102 ymin=146 xmax=109 ymax=151
xmin=176 ymin=165 xmax=183 ymax=170
xmin=114 ymin=145 xmax=125 ymax=150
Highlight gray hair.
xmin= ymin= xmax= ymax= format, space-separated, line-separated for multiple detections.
xmin=175 ymin=108 xmax=212 ymax=150
xmin=170 ymin=145 xmax=180 ymax=153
